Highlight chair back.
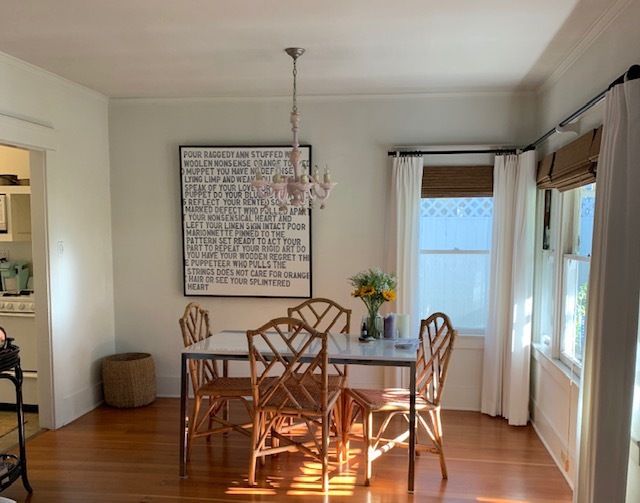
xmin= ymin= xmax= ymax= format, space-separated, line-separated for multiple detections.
xmin=179 ymin=302 xmax=219 ymax=394
xmin=287 ymin=298 xmax=351 ymax=334
xmin=416 ymin=312 xmax=457 ymax=406
xmin=247 ymin=317 xmax=333 ymax=414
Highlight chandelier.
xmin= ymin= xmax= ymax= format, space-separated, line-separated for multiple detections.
xmin=251 ymin=48 xmax=336 ymax=212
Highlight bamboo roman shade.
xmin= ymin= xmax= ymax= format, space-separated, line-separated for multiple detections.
xmin=536 ymin=153 xmax=555 ymax=189
xmin=588 ymin=126 xmax=602 ymax=162
xmin=422 ymin=165 xmax=493 ymax=198
xmin=536 ymin=126 xmax=602 ymax=191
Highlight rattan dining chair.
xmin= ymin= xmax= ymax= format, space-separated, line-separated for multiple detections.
xmin=345 ymin=312 xmax=457 ymax=485
xmin=287 ymin=297 xmax=352 ymax=335
xmin=287 ymin=297 xmax=351 ymax=384
xmin=246 ymin=317 xmax=343 ymax=492
xmin=179 ymin=302 xmax=253 ymax=461
xmin=288 ymin=298 xmax=352 ymax=455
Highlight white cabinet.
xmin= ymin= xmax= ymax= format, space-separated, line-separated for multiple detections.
xmin=0 ymin=186 xmax=31 ymax=242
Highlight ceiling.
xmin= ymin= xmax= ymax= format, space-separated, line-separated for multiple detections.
xmin=0 ymin=0 xmax=622 ymax=99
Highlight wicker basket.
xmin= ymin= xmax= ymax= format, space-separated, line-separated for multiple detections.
xmin=102 ymin=352 xmax=156 ymax=408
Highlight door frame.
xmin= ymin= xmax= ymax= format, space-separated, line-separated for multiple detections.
xmin=0 ymin=113 xmax=56 ymax=429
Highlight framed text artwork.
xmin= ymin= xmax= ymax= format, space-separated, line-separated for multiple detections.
xmin=179 ymin=145 xmax=312 ymax=298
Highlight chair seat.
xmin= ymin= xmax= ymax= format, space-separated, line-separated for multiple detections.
xmin=262 ymin=380 xmax=342 ymax=412
xmin=328 ymin=374 xmax=346 ymax=388
xmin=198 ymin=377 xmax=253 ymax=397
xmin=348 ymin=387 xmax=435 ymax=412
xmin=294 ymin=373 xmax=345 ymax=388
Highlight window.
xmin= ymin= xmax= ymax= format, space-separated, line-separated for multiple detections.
xmin=534 ymin=183 xmax=595 ymax=369
xmin=418 ymin=197 xmax=493 ymax=332
xmin=559 ymin=183 xmax=595 ymax=367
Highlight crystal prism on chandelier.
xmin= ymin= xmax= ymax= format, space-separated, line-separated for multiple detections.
xmin=251 ymin=48 xmax=336 ymax=213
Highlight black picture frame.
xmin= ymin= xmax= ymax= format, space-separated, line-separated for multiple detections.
xmin=179 ymin=145 xmax=312 ymax=298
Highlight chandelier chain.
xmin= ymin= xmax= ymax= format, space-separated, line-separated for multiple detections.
xmin=292 ymin=57 xmax=298 ymax=114
xmin=250 ymin=47 xmax=336 ymax=211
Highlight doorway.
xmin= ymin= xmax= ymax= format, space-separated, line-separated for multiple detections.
xmin=0 ymin=120 xmax=54 ymax=431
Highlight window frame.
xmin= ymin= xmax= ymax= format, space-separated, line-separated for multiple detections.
xmin=533 ymin=184 xmax=594 ymax=376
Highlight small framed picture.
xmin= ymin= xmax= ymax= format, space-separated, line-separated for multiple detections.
xmin=542 ymin=189 xmax=552 ymax=250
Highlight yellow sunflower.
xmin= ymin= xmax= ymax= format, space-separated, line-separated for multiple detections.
xmin=360 ymin=285 xmax=375 ymax=297
xmin=382 ymin=290 xmax=396 ymax=302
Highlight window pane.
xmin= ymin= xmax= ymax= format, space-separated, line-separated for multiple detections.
xmin=537 ymin=252 xmax=555 ymax=343
xmin=576 ymin=183 xmax=595 ymax=256
xmin=419 ymin=198 xmax=493 ymax=250
xmin=418 ymin=252 xmax=490 ymax=329
xmin=419 ymin=197 xmax=493 ymax=330
xmin=561 ymin=257 xmax=590 ymax=365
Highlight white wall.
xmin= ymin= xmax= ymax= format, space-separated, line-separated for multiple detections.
xmin=0 ymin=53 xmax=114 ymax=427
xmin=530 ymin=347 xmax=579 ymax=488
xmin=109 ymin=92 xmax=536 ymax=405
xmin=533 ymin=0 xmax=640 ymax=495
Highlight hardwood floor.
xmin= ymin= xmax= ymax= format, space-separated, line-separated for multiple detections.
xmin=0 ymin=398 xmax=573 ymax=502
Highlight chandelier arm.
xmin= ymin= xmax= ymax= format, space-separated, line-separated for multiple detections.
xmin=310 ymin=182 xmax=338 ymax=202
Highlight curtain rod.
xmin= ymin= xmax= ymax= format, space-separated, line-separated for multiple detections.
xmin=387 ymin=148 xmax=518 ymax=157
xmin=388 ymin=64 xmax=640 ymax=157
xmin=522 ymin=64 xmax=640 ymax=151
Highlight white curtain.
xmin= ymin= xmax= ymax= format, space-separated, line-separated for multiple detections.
xmin=576 ymin=78 xmax=640 ymax=503
xmin=384 ymin=155 xmax=422 ymax=387
xmin=481 ymin=151 xmax=536 ymax=426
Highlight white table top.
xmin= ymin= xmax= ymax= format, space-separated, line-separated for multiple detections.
xmin=182 ymin=330 xmax=418 ymax=366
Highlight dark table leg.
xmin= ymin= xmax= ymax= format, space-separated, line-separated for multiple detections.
xmin=408 ymin=361 xmax=416 ymax=493
xmin=179 ymin=354 xmax=189 ymax=478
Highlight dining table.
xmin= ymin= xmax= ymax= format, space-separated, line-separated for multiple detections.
xmin=179 ymin=330 xmax=419 ymax=493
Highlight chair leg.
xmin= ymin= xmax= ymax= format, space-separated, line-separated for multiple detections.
xmin=222 ymin=399 xmax=230 ymax=437
xmin=322 ymin=411 xmax=330 ymax=492
xmin=206 ymin=397 xmax=214 ymax=442
xmin=430 ymin=408 xmax=447 ymax=479
xmin=340 ymin=394 xmax=350 ymax=463
xmin=425 ymin=408 xmax=448 ymax=479
xmin=364 ymin=408 xmax=373 ymax=486
xmin=248 ymin=413 xmax=261 ymax=487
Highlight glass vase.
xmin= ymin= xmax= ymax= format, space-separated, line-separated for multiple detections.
xmin=365 ymin=311 xmax=384 ymax=339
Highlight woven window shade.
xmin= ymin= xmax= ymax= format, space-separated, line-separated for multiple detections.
xmin=422 ymin=165 xmax=493 ymax=198
xmin=536 ymin=153 xmax=555 ymax=189
xmin=588 ymin=125 xmax=603 ymax=162
xmin=550 ymin=128 xmax=598 ymax=192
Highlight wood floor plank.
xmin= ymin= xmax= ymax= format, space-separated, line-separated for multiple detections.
xmin=0 ymin=398 xmax=573 ymax=502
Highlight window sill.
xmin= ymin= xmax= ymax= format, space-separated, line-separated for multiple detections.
xmin=532 ymin=343 xmax=581 ymax=387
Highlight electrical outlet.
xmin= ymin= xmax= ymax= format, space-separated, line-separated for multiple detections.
xmin=0 ymin=250 xmax=8 ymax=261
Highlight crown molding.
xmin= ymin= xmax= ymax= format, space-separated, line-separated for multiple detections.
xmin=539 ymin=0 xmax=633 ymax=95
xmin=0 ymin=51 xmax=108 ymax=103
xmin=109 ymin=88 xmax=535 ymax=107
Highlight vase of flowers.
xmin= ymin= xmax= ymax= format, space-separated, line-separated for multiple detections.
xmin=348 ymin=268 xmax=397 ymax=339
